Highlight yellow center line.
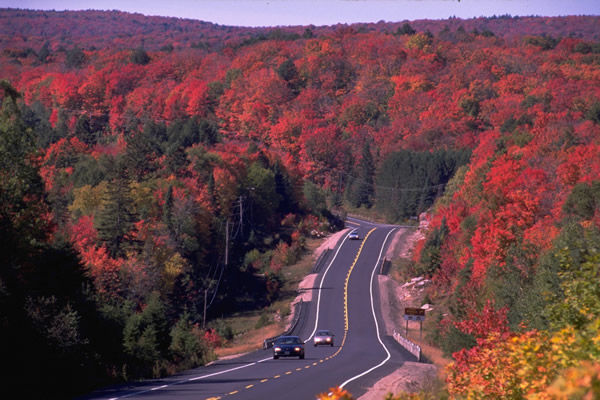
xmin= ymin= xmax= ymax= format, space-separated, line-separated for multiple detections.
xmin=344 ymin=227 xmax=376 ymax=331
xmin=321 ymin=227 xmax=376 ymax=361
xmin=209 ymin=228 xmax=378 ymax=400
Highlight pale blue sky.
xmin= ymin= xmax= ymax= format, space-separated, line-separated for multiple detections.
xmin=3 ymin=0 xmax=600 ymax=27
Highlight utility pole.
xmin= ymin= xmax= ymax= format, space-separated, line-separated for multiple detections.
xmin=239 ymin=195 xmax=243 ymax=235
xmin=203 ymin=288 xmax=207 ymax=329
xmin=225 ymin=217 xmax=229 ymax=267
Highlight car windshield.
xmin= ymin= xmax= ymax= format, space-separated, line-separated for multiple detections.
xmin=316 ymin=331 xmax=330 ymax=336
xmin=275 ymin=337 xmax=301 ymax=345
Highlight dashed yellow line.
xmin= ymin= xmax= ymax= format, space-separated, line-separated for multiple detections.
xmin=219 ymin=227 xmax=377 ymax=399
xmin=344 ymin=228 xmax=376 ymax=332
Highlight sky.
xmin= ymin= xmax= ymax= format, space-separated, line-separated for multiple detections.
xmin=3 ymin=0 xmax=600 ymax=27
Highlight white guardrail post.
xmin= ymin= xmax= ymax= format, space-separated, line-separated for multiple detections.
xmin=393 ymin=329 xmax=421 ymax=362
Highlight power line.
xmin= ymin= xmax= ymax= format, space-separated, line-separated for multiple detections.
xmin=308 ymin=167 xmax=448 ymax=193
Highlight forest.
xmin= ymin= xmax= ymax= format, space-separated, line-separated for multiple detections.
xmin=1 ymin=8 xmax=600 ymax=398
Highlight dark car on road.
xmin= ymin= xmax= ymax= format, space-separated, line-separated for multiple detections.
xmin=273 ymin=335 xmax=305 ymax=359
xmin=313 ymin=330 xmax=334 ymax=347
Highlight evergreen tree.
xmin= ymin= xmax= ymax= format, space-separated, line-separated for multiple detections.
xmin=123 ymin=292 xmax=170 ymax=368
xmin=375 ymin=149 xmax=470 ymax=221
xmin=246 ymin=162 xmax=281 ymax=230
xmin=276 ymin=58 xmax=303 ymax=95
xmin=65 ymin=45 xmax=86 ymax=68
xmin=54 ymin=108 xmax=70 ymax=139
xmin=125 ymin=121 xmax=165 ymax=180
xmin=95 ymin=160 xmax=136 ymax=257
xmin=0 ymin=81 xmax=104 ymax=398
xmin=396 ymin=22 xmax=416 ymax=36
xmin=21 ymin=100 xmax=57 ymax=147
xmin=37 ymin=41 xmax=50 ymax=63
xmin=75 ymin=114 xmax=97 ymax=145
xmin=131 ymin=47 xmax=150 ymax=65
xmin=352 ymin=141 xmax=375 ymax=208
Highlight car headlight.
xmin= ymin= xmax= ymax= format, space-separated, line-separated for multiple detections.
xmin=274 ymin=347 xmax=281 ymax=352
xmin=326 ymin=338 xmax=331 ymax=342
xmin=294 ymin=347 xmax=301 ymax=352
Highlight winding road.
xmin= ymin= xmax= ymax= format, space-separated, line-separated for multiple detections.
xmin=81 ymin=217 xmax=417 ymax=400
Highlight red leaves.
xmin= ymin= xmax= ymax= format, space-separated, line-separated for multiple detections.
xmin=455 ymin=300 xmax=510 ymax=340
xmin=6 ymin=13 xmax=600 ymax=367
xmin=203 ymin=329 xmax=223 ymax=348
xmin=558 ymin=144 xmax=600 ymax=186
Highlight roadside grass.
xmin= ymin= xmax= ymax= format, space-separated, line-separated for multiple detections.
xmin=213 ymin=237 xmax=322 ymax=358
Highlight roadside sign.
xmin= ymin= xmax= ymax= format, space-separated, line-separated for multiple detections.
xmin=404 ymin=307 xmax=425 ymax=320
xmin=403 ymin=307 xmax=426 ymax=339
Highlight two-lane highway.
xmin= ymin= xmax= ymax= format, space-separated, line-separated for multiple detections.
xmin=81 ymin=219 xmax=416 ymax=400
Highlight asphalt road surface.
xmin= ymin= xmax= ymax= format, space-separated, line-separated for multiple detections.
xmin=80 ymin=218 xmax=417 ymax=400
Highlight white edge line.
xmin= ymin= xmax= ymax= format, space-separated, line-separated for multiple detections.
xmin=107 ymin=358 xmax=272 ymax=399
xmin=104 ymin=227 xmax=352 ymax=399
xmin=304 ymin=230 xmax=351 ymax=343
xmin=339 ymin=228 xmax=396 ymax=389
xmin=187 ymin=361 xmax=260 ymax=381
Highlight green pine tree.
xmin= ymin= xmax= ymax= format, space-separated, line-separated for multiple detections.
xmin=95 ymin=160 xmax=136 ymax=257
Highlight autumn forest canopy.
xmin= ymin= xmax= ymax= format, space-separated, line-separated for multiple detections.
xmin=1 ymin=8 xmax=600 ymax=398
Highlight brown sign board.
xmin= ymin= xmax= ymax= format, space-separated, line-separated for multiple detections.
xmin=404 ymin=307 xmax=425 ymax=316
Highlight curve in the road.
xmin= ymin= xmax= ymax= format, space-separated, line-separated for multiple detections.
xmin=82 ymin=221 xmax=412 ymax=400
xmin=304 ymin=228 xmax=352 ymax=343
xmin=339 ymin=227 xmax=396 ymax=390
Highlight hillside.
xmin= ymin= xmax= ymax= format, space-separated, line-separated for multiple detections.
xmin=1 ymin=8 xmax=600 ymax=398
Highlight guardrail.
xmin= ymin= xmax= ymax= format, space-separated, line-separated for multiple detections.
xmin=263 ymin=233 xmax=342 ymax=349
xmin=263 ymin=299 xmax=305 ymax=349
xmin=378 ymin=258 xmax=391 ymax=275
xmin=393 ymin=329 xmax=421 ymax=361
xmin=312 ymin=248 xmax=332 ymax=274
